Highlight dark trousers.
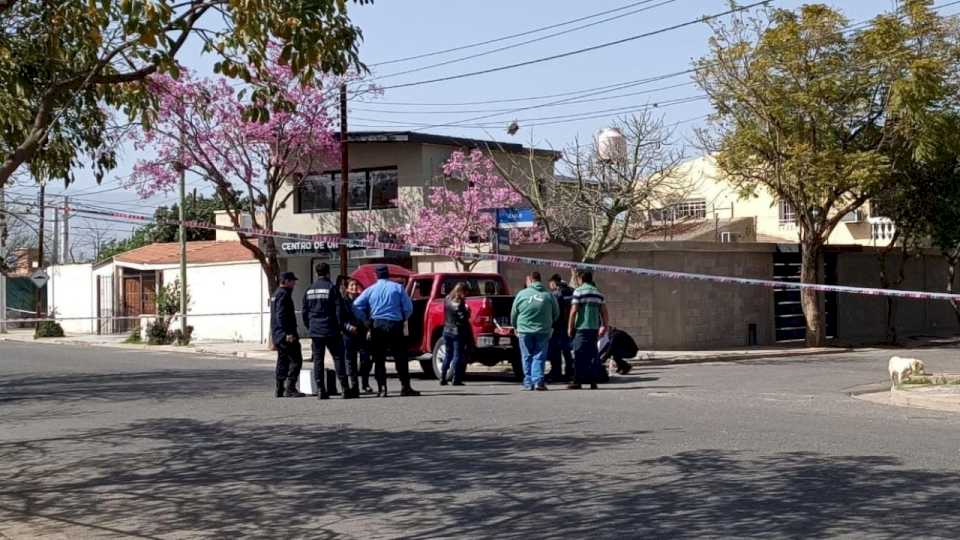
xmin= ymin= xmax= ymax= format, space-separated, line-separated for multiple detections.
xmin=548 ymin=331 xmax=574 ymax=380
xmin=370 ymin=320 xmax=411 ymax=388
xmin=442 ymin=332 xmax=466 ymax=383
xmin=311 ymin=336 xmax=348 ymax=388
xmin=343 ymin=334 xmax=369 ymax=387
xmin=275 ymin=340 xmax=303 ymax=386
xmin=572 ymin=329 xmax=601 ymax=385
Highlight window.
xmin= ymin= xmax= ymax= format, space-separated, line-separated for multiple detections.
xmin=298 ymin=173 xmax=337 ymax=212
xmin=370 ymin=169 xmax=399 ymax=209
xmin=649 ymin=199 xmax=707 ymax=222
xmin=673 ymin=199 xmax=707 ymax=220
xmin=411 ymin=278 xmax=433 ymax=300
xmin=778 ymin=199 xmax=796 ymax=225
xmin=296 ymin=167 xmax=398 ymax=213
xmin=440 ymin=277 xmax=504 ymax=297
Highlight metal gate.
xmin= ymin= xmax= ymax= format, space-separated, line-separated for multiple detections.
xmin=96 ymin=274 xmax=120 ymax=335
xmin=773 ymin=250 xmax=837 ymax=342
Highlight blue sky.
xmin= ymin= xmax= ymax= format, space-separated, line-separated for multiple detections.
xmin=3 ymin=1 xmax=918 ymax=246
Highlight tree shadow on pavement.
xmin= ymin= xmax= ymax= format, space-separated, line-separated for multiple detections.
xmin=0 ymin=369 xmax=264 ymax=406
xmin=1 ymin=417 xmax=958 ymax=539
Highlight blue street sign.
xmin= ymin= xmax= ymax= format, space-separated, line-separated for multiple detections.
xmin=495 ymin=208 xmax=534 ymax=228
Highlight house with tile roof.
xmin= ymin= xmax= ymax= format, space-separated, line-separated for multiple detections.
xmin=46 ymin=241 xmax=269 ymax=342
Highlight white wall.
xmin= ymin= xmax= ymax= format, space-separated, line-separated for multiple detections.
xmin=48 ymin=263 xmax=95 ymax=334
xmin=160 ymin=262 xmax=268 ymax=343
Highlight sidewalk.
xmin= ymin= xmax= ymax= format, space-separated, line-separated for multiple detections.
xmin=1 ymin=328 xmax=862 ymax=366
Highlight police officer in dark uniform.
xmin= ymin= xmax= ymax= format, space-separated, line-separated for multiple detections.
xmin=303 ymin=262 xmax=357 ymax=399
xmin=271 ymin=271 xmax=305 ymax=398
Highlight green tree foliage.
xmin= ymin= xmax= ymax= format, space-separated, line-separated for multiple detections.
xmin=694 ymin=1 xmax=958 ymax=346
xmin=0 ymin=0 xmax=369 ymax=188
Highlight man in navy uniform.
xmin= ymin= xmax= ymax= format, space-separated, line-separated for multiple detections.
xmin=303 ymin=262 xmax=356 ymax=399
xmin=353 ymin=265 xmax=420 ymax=397
xmin=546 ymin=274 xmax=575 ymax=383
xmin=271 ymin=271 xmax=306 ymax=398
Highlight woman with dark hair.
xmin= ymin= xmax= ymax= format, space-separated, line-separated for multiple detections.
xmin=441 ymin=282 xmax=471 ymax=386
xmin=340 ymin=278 xmax=375 ymax=394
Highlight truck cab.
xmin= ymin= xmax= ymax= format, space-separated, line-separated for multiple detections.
xmin=405 ymin=272 xmax=522 ymax=380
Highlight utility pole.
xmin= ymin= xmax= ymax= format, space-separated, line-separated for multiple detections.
xmin=178 ymin=138 xmax=188 ymax=338
xmin=35 ymin=183 xmax=45 ymax=320
xmin=338 ymin=82 xmax=349 ymax=279
xmin=62 ymin=197 xmax=70 ymax=264
xmin=52 ymin=205 xmax=60 ymax=265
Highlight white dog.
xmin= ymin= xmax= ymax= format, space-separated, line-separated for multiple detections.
xmin=888 ymin=356 xmax=925 ymax=390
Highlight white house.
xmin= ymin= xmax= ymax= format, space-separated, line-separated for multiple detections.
xmin=48 ymin=241 xmax=270 ymax=342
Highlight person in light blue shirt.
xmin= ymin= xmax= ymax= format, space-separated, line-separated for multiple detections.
xmin=352 ymin=265 xmax=419 ymax=397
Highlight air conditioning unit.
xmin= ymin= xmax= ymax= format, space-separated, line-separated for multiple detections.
xmin=840 ymin=209 xmax=864 ymax=223
xmin=719 ymin=231 xmax=737 ymax=243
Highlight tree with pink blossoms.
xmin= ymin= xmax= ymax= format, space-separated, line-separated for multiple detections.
xmin=129 ymin=54 xmax=341 ymax=293
xmin=394 ymin=149 xmax=541 ymax=271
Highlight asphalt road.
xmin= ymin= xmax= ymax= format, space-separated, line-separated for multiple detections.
xmin=1 ymin=341 xmax=959 ymax=539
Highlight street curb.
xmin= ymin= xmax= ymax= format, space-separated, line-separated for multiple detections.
xmin=0 ymin=335 xmax=275 ymax=360
xmin=628 ymin=348 xmax=859 ymax=367
xmin=889 ymin=387 xmax=960 ymax=413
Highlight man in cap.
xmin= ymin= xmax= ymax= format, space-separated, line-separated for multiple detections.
xmin=270 ymin=271 xmax=305 ymax=398
xmin=353 ymin=264 xmax=420 ymax=397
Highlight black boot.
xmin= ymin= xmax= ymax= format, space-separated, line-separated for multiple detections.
xmin=284 ymin=379 xmax=306 ymax=398
xmin=349 ymin=376 xmax=361 ymax=398
xmin=275 ymin=379 xmax=285 ymax=398
xmin=439 ymin=369 xmax=448 ymax=386
xmin=326 ymin=369 xmax=340 ymax=396
xmin=377 ymin=381 xmax=388 ymax=398
xmin=339 ymin=377 xmax=354 ymax=399
xmin=317 ymin=370 xmax=329 ymax=400
xmin=401 ymin=385 xmax=421 ymax=397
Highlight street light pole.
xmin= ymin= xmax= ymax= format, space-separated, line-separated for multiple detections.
xmin=338 ymin=83 xmax=349 ymax=279
xmin=35 ymin=182 xmax=45 ymax=321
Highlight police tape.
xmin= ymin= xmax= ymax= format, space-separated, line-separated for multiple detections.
xmin=51 ymin=204 xmax=960 ymax=303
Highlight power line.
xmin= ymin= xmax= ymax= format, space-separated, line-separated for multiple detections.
xmin=351 ymin=81 xmax=697 ymax=115
xmin=369 ymin=0 xmax=669 ymax=67
xmin=373 ymin=0 xmax=678 ymax=81
xmin=377 ymin=1 xmax=772 ymax=91
xmin=351 ymin=95 xmax=707 ymax=129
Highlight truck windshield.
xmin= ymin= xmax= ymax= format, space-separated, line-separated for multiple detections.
xmin=439 ymin=278 xmax=504 ymax=297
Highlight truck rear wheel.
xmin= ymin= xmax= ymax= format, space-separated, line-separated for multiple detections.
xmin=431 ymin=339 xmax=446 ymax=381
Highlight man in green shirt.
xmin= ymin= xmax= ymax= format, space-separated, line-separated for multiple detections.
xmin=567 ymin=270 xmax=609 ymax=390
xmin=510 ymin=271 xmax=559 ymax=391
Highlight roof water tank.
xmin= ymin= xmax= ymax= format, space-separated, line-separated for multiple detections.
xmin=596 ymin=128 xmax=626 ymax=162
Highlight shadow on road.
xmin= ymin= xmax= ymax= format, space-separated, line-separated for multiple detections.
xmin=1 ymin=416 xmax=958 ymax=538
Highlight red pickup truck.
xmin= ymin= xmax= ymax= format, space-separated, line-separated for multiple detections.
xmin=405 ymin=272 xmax=522 ymax=380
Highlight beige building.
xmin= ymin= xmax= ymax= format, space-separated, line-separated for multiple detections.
xmin=650 ymin=156 xmax=894 ymax=246
xmin=216 ymin=131 xmax=557 ymax=281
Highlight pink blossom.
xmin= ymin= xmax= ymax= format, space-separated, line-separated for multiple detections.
xmin=394 ymin=150 xmax=546 ymax=258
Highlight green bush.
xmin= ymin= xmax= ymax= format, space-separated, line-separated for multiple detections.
xmin=34 ymin=321 xmax=65 ymax=338
xmin=174 ymin=325 xmax=194 ymax=346
xmin=146 ymin=321 xmax=172 ymax=345
xmin=124 ymin=325 xmax=142 ymax=344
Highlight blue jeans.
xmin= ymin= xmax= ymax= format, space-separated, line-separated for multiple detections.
xmin=442 ymin=333 xmax=466 ymax=383
xmin=572 ymin=329 xmax=600 ymax=385
xmin=518 ymin=333 xmax=550 ymax=389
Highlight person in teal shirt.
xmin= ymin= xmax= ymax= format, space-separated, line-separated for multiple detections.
xmin=567 ymin=270 xmax=609 ymax=390
xmin=510 ymin=271 xmax=559 ymax=391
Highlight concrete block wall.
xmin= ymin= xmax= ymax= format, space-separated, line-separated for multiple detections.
xmin=503 ymin=242 xmax=776 ymax=350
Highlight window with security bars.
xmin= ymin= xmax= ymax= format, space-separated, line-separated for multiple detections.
xmin=649 ymin=198 xmax=707 ymax=222
xmin=778 ymin=199 xmax=797 ymax=225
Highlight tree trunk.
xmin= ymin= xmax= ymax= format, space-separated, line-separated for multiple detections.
xmin=800 ymin=242 xmax=825 ymax=347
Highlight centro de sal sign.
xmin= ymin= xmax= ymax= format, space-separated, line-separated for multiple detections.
xmin=277 ymin=240 xmax=336 ymax=256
